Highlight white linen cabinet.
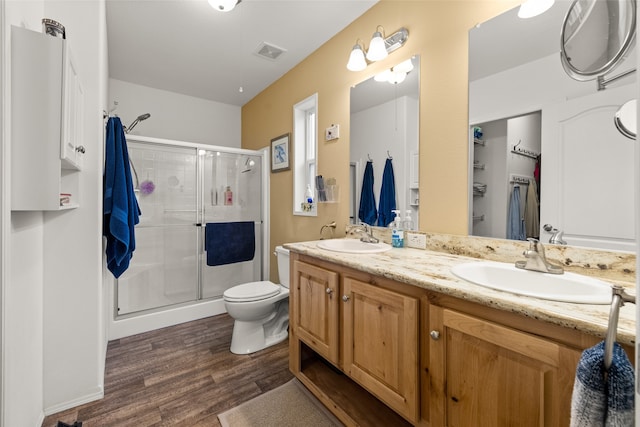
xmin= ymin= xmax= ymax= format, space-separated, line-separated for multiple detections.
xmin=11 ymin=25 xmax=84 ymax=211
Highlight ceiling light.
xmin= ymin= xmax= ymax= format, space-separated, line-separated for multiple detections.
xmin=518 ymin=0 xmax=554 ymax=18
xmin=366 ymin=26 xmax=388 ymax=61
xmin=347 ymin=42 xmax=367 ymax=72
xmin=208 ymin=0 xmax=240 ymax=12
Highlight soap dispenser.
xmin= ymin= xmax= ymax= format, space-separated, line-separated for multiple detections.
xmin=404 ymin=210 xmax=414 ymax=231
xmin=391 ymin=210 xmax=404 ymax=248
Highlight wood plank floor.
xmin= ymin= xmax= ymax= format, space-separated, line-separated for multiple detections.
xmin=42 ymin=314 xmax=293 ymax=427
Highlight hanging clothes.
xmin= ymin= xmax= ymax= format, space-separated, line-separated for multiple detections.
xmin=377 ymin=158 xmax=397 ymax=227
xmin=358 ymin=161 xmax=377 ymax=225
xmin=524 ymin=179 xmax=540 ymax=239
xmin=104 ymin=117 xmax=141 ymax=278
xmin=507 ymin=185 xmax=525 ymax=241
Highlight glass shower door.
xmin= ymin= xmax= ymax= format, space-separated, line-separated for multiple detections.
xmin=116 ymin=142 xmax=199 ymax=315
xmin=200 ymin=150 xmax=263 ymax=298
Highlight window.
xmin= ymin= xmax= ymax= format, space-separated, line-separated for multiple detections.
xmin=293 ymin=93 xmax=318 ymax=216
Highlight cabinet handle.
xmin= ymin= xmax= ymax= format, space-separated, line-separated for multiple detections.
xmin=76 ymin=145 xmax=86 ymax=154
xmin=430 ymin=330 xmax=440 ymax=340
xmin=325 ymin=287 xmax=333 ymax=295
xmin=342 ymin=295 xmax=350 ymax=302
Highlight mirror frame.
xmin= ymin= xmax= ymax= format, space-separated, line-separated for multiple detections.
xmin=560 ymin=0 xmax=637 ymax=81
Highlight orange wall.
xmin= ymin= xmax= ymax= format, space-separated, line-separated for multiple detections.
xmin=242 ymin=1 xmax=519 ymax=280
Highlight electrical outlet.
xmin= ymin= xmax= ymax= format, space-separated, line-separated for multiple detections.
xmin=406 ymin=232 xmax=427 ymax=249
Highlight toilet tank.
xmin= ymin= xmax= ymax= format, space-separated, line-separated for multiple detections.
xmin=274 ymin=246 xmax=290 ymax=288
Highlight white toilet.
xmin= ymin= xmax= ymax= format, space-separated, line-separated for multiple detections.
xmin=223 ymin=246 xmax=290 ymax=354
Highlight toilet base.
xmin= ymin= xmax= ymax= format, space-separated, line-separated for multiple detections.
xmin=229 ymin=301 xmax=289 ymax=355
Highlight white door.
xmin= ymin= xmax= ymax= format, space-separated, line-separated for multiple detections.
xmin=541 ymin=84 xmax=636 ymax=251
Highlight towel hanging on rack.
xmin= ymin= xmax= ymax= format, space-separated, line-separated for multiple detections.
xmin=570 ymin=341 xmax=635 ymax=426
xmin=377 ymin=158 xmax=396 ymax=227
xmin=358 ymin=161 xmax=377 ymax=225
xmin=103 ymin=117 xmax=141 ymax=278
xmin=507 ymin=185 xmax=525 ymax=241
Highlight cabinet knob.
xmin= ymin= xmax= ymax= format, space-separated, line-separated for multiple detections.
xmin=430 ymin=330 xmax=440 ymax=340
xmin=342 ymin=295 xmax=350 ymax=302
xmin=76 ymin=145 xmax=86 ymax=154
xmin=325 ymin=287 xmax=333 ymax=295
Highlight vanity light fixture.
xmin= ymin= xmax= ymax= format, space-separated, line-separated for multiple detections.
xmin=346 ymin=27 xmax=409 ymax=71
xmin=518 ymin=0 xmax=554 ymax=18
xmin=208 ymin=0 xmax=240 ymax=12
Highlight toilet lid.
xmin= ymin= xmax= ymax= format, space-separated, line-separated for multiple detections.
xmin=223 ymin=281 xmax=281 ymax=302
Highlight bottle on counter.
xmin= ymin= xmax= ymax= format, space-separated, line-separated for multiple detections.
xmin=404 ymin=210 xmax=414 ymax=231
xmin=390 ymin=210 xmax=404 ymax=248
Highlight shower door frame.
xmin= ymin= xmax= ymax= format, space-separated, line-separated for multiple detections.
xmin=110 ymin=135 xmax=269 ymax=336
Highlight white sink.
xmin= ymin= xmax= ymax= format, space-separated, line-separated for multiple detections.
xmin=451 ymin=261 xmax=613 ymax=304
xmin=317 ymin=239 xmax=391 ymax=254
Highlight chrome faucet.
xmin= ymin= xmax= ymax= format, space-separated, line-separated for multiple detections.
xmin=355 ymin=223 xmax=379 ymax=244
xmin=543 ymin=224 xmax=567 ymax=245
xmin=515 ymin=238 xmax=564 ymax=274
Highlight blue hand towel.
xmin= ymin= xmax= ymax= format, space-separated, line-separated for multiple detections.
xmin=570 ymin=341 xmax=635 ymax=426
xmin=104 ymin=117 xmax=141 ymax=278
xmin=377 ymin=158 xmax=396 ymax=227
xmin=358 ymin=161 xmax=377 ymax=226
xmin=205 ymin=222 xmax=255 ymax=266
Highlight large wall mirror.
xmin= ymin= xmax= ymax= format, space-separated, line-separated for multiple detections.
xmin=349 ymin=56 xmax=420 ymax=229
xmin=469 ymin=2 xmax=636 ymax=252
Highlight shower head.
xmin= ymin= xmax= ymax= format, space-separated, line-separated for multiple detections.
xmin=241 ymin=157 xmax=256 ymax=173
xmin=125 ymin=113 xmax=151 ymax=134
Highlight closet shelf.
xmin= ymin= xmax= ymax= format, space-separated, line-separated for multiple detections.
xmin=474 ymin=138 xmax=486 ymax=146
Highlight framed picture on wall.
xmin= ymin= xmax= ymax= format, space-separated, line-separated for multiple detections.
xmin=271 ymin=133 xmax=290 ymax=172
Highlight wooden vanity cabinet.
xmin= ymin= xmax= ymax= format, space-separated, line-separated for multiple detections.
xmin=289 ymin=252 xmax=632 ymax=427
xmin=290 ymin=254 xmax=422 ymax=425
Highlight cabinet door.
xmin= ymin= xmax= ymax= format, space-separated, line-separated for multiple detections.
xmin=343 ymin=277 xmax=419 ymax=423
xmin=429 ymin=306 xmax=570 ymax=427
xmin=292 ymin=260 xmax=339 ymax=364
xmin=61 ymin=43 xmax=84 ymax=170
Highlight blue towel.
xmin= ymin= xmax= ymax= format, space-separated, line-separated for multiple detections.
xmin=103 ymin=117 xmax=141 ymax=278
xmin=205 ymin=222 xmax=255 ymax=266
xmin=570 ymin=341 xmax=635 ymax=426
xmin=358 ymin=161 xmax=377 ymax=225
xmin=507 ymin=185 xmax=525 ymax=240
xmin=377 ymin=158 xmax=396 ymax=227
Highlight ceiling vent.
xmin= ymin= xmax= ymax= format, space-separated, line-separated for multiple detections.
xmin=254 ymin=42 xmax=287 ymax=61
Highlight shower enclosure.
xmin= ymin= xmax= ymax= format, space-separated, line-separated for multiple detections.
xmin=110 ymin=135 xmax=267 ymax=338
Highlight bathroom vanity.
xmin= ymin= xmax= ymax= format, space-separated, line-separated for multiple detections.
xmin=285 ymin=237 xmax=635 ymax=427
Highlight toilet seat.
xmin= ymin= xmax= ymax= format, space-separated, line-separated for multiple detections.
xmin=223 ymin=281 xmax=281 ymax=302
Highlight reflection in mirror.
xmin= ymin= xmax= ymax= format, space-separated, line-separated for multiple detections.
xmin=469 ymin=4 xmax=636 ymax=251
xmin=560 ymin=0 xmax=636 ymax=81
xmin=349 ymin=56 xmax=420 ymax=229
xmin=615 ymin=99 xmax=637 ymax=139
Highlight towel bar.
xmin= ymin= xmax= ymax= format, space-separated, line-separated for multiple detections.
xmin=604 ymin=286 xmax=636 ymax=371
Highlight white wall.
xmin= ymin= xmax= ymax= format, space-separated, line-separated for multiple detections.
xmin=109 ymin=78 xmax=241 ymax=147
xmin=4 ymin=3 xmax=46 ymax=426
xmin=3 ymin=0 xmax=107 ymax=424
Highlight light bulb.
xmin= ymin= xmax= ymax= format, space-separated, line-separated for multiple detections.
xmin=393 ymin=58 xmax=414 ymax=73
xmin=366 ymin=31 xmax=388 ymax=62
xmin=208 ymin=0 xmax=238 ymax=12
xmin=518 ymin=0 xmax=554 ymax=18
xmin=347 ymin=44 xmax=367 ymax=72
xmin=374 ymin=70 xmax=392 ymax=82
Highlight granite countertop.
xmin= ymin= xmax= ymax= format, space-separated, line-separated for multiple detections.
xmin=284 ymin=239 xmax=636 ymax=346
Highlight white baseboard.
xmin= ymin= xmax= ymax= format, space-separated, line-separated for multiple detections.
xmin=44 ymin=388 xmax=104 ymax=416
xmin=108 ymin=298 xmax=226 ymax=340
